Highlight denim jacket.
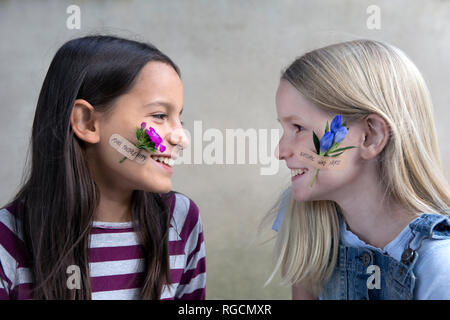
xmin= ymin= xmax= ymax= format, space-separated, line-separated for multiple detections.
xmin=319 ymin=212 xmax=450 ymax=300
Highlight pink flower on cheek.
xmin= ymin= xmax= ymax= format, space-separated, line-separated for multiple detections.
xmin=119 ymin=124 xmax=167 ymax=163
xmin=146 ymin=127 xmax=163 ymax=147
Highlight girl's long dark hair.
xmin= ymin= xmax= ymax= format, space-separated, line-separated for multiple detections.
xmin=9 ymin=35 xmax=180 ymax=299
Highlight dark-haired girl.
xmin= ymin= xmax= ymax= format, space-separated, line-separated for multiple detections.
xmin=0 ymin=35 xmax=205 ymax=300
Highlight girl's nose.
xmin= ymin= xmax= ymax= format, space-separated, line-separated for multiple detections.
xmin=167 ymin=127 xmax=190 ymax=156
xmin=276 ymin=135 xmax=293 ymax=160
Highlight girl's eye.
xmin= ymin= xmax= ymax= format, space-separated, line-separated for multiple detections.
xmin=153 ymin=114 xmax=168 ymax=120
xmin=294 ymin=124 xmax=304 ymax=133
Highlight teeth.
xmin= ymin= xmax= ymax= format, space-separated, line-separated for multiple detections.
xmin=291 ymin=168 xmax=305 ymax=177
xmin=151 ymin=156 xmax=174 ymax=167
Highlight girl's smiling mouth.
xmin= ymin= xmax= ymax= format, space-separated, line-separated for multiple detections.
xmin=150 ymin=154 xmax=174 ymax=173
xmin=290 ymin=167 xmax=308 ymax=181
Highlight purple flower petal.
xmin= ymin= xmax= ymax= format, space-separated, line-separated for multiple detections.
xmin=159 ymin=144 xmax=166 ymax=153
xmin=140 ymin=122 xmax=147 ymax=129
xmin=146 ymin=127 xmax=163 ymax=147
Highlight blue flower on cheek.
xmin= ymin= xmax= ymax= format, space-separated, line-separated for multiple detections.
xmin=320 ymin=131 xmax=334 ymax=152
xmin=310 ymin=114 xmax=356 ymax=187
xmin=334 ymin=126 xmax=348 ymax=144
xmin=330 ymin=114 xmax=342 ymax=134
xmin=330 ymin=114 xmax=348 ymax=144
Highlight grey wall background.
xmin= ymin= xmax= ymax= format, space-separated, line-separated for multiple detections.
xmin=1 ymin=0 xmax=450 ymax=299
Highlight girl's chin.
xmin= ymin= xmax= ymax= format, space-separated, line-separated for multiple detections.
xmin=293 ymin=188 xmax=334 ymax=203
xmin=292 ymin=186 xmax=321 ymax=202
xmin=292 ymin=187 xmax=309 ymax=202
xmin=135 ymin=179 xmax=172 ymax=194
xmin=145 ymin=184 xmax=171 ymax=194
xmin=293 ymin=194 xmax=310 ymax=202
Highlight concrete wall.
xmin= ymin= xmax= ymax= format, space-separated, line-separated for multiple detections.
xmin=1 ymin=0 xmax=449 ymax=299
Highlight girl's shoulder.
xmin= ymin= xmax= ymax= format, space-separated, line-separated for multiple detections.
xmin=0 ymin=202 xmax=24 ymax=244
xmin=411 ymin=213 xmax=450 ymax=299
xmin=409 ymin=212 xmax=450 ymax=239
xmin=0 ymin=202 xmax=29 ymax=295
xmin=163 ymin=191 xmax=200 ymax=218
xmin=413 ymin=237 xmax=450 ymax=299
xmin=162 ymin=191 xmax=202 ymax=242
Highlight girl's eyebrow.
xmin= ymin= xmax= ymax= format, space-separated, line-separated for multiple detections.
xmin=144 ymin=100 xmax=183 ymax=114
xmin=277 ymin=115 xmax=304 ymax=122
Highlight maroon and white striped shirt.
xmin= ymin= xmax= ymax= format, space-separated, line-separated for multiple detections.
xmin=0 ymin=192 xmax=206 ymax=300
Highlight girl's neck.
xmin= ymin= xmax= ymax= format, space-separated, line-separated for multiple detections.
xmin=333 ymin=169 xmax=418 ymax=250
xmin=95 ymin=201 xmax=132 ymax=223
xmin=340 ymin=200 xmax=416 ymax=250
xmin=87 ymin=152 xmax=134 ymax=223
xmin=94 ymin=185 xmax=133 ymax=223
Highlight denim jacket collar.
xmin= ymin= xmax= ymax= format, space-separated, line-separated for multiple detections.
xmin=320 ymin=212 xmax=450 ymax=300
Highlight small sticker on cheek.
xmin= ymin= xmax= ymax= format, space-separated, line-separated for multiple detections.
xmin=297 ymin=145 xmax=348 ymax=170
xmin=135 ymin=150 xmax=150 ymax=165
xmin=109 ymin=133 xmax=150 ymax=165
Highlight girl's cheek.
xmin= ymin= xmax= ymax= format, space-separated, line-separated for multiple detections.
xmin=297 ymin=135 xmax=315 ymax=151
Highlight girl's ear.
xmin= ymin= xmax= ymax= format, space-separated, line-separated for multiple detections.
xmin=360 ymin=114 xmax=390 ymax=160
xmin=70 ymin=99 xmax=100 ymax=144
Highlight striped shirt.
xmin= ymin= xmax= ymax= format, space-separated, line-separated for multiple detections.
xmin=0 ymin=192 xmax=206 ymax=300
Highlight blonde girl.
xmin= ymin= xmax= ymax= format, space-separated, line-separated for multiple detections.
xmin=269 ymin=39 xmax=450 ymax=300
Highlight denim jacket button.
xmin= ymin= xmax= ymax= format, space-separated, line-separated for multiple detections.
xmin=362 ymin=252 xmax=371 ymax=266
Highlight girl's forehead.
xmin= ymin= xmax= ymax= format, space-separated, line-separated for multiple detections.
xmin=124 ymin=62 xmax=183 ymax=108
xmin=276 ymin=82 xmax=329 ymax=123
xmin=131 ymin=62 xmax=182 ymax=96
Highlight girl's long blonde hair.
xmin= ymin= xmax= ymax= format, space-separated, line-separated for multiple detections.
xmin=267 ymin=39 xmax=450 ymax=296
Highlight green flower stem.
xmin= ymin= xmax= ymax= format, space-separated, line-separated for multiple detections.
xmin=119 ymin=156 xmax=127 ymax=163
xmin=324 ymin=143 xmax=339 ymax=156
xmin=310 ymin=168 xmax=319 ymax=188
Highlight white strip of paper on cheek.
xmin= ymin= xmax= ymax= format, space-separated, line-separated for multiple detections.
xmin=109 ymin=133 xmax=150 ymax=164
xmin=297 ymin=145 xmax=349 ymax=170
xmin=135 ymin=150 xmax=150 ymax=165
